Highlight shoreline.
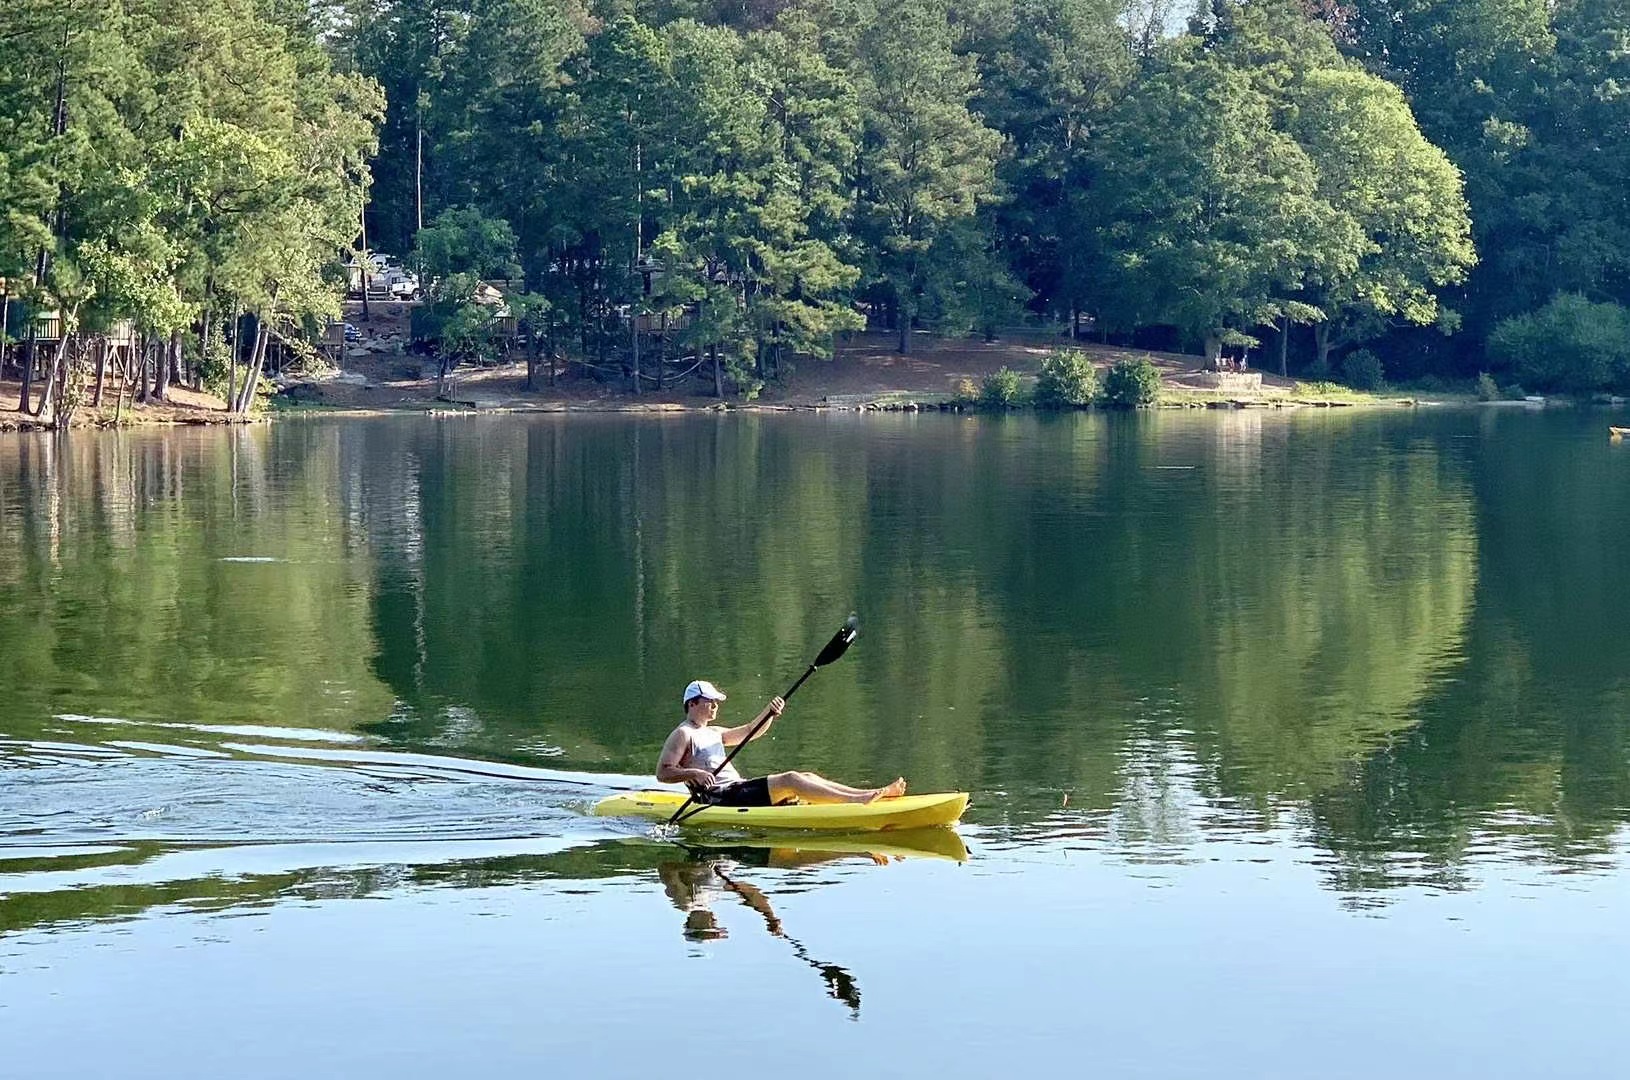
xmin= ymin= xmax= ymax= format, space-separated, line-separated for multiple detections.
xmin=3 ymin=320 xmax=1570 ymax=431
xmin=0 ymin=378 xmax=1518 ymax=433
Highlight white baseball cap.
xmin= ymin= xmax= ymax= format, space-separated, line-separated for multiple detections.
xmin=682 ymin=679 xmax=727 ymax=706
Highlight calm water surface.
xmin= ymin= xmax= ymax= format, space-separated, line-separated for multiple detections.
xmin=1 ymin=408 xmax=1627 ymax=1078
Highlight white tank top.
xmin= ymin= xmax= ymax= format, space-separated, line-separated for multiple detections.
xmin=683 ymin=724 xmax=742 ymax=783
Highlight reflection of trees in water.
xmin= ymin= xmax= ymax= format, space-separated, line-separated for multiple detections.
xmin=6 ymin=412 xmax=1610 ymax=895
xmin=1302 ymin=414 xmax=1630 ymax=887
xmin=0 ymin=428 xmax=394 ymax=739
xmin=848 ymin=411 xmax=1477 ymax=817
xmin=342 ymin=412 xmax=1619 ymax=887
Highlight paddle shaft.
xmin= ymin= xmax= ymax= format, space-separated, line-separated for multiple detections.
xmin=667 ymin=664 xmax=817 ymax=827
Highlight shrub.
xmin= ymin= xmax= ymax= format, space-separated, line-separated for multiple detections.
xmin=1476 ymin=371 xmax=1499 ymax=401
xmin=1486 ymin=293 xmax=1630 ymax=394
xmin=1033 ymin=348 xmax=1099 ymax=408
xmin=952 ymin=377 xmax=980 ymax=404
xmin=197 ymin=322 xmax=231 ymax=397
xmin=979 ymin=367 xmax=1027 ymax=409
xmin=1341 ymin=349 xmax=1385 ymax=391
xmin=1100 ymin=357 xmax=1161 ymax=407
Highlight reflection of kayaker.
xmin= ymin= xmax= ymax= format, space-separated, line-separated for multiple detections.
xmin=656 ymin=679 xmax=906 ymax=808
xmin=657 ymin=850 xmax=863 ymax=1016
xmin=658 ymin=854 xmax=767 ymax=941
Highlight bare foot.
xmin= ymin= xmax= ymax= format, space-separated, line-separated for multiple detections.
xmin=864 ymin=778 xmax=908 ymax=802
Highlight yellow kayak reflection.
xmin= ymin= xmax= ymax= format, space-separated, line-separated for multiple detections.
xmin=680 ymin=825 xmax=970 ymax=864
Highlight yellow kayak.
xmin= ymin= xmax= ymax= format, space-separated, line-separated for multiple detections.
xmin=593 ymin=789 xmax=970 ymax=832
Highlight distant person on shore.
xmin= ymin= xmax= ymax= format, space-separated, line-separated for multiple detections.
xmin=656 ymin=680 xmax=906 ymax=807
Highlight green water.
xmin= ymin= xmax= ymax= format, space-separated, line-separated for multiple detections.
xmin=2 ymin=409 xmax=1627 ymax=1078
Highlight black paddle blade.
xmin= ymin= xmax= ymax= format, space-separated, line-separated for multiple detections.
xmin=813 ymin=614 xmax=860 ymax=668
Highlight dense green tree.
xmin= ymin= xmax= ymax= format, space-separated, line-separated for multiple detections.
xmin=1288 ymin=66 xmax=1476 ymax=370
xmin=1091 ymin=40 xmax=1326 ymax=361
xmin=435 ymin=0 xmax=591 ymax=280
xmin=1486 ymin=292 xmax=1630 ymax=393
xmin=414 ymin=206 xmax=523 ymax=283
xmin=329 ymin=0 xmax=469 ymax=257
xmin=961 ymin=0 xmax=1131 ymax=330
xmin=8 ymin=0 xmax=1627 ymax=397
xmin=852 ymin=0 xmax=1002 ymax=353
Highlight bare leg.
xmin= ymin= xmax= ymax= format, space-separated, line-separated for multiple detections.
xmin=767 ymin=771 xmax=908 ymax=805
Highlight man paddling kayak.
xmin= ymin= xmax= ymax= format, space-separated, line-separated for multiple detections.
xmin=656 ymin=679 xmax=907 ymax=807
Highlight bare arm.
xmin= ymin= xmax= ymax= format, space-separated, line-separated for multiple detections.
xmin=656 ymin=727 xmax=718 ymax=788
xmin=721 ymin=696 xmax=785 ymax=746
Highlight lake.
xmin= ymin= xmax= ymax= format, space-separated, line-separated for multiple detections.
xmin=1 ymin=407 xmax=1627 ymax=1078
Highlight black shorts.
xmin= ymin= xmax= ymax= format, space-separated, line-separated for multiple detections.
xmin=700 ymin=777 xmax=772 ymax=807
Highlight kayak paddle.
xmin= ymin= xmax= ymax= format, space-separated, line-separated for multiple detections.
xmin=667 ymin=615 xmax=860 ymax=828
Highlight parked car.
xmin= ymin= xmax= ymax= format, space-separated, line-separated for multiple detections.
xmin=389 ymin=273 xmax=420 ymax=300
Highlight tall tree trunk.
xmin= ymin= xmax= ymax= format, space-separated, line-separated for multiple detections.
xmin=655 ymin=314 xmax=666 ymax=391
xmin=630 ymin=319 xmax=641 ymax=394
xmin=197 ymin=304 xmax=213 ymax=391
xmin=226 ymin=314 xmax=239 ymax=411
xmin=415 ymin=95 xmax=424 ymax=233
xmin=114 ymin=341 xmax=131 ymax=424
xmin=49 ymin=332 xmax=79 ymax=428
xmin=92 ymin=336 xmax=107 ymax=406
xmin=1314 ymin=321 xmax=1332 ymax=374
xmin=235 ymin=319 xmax=270 ymax=415
xmin=135 ymin=334 xmax=150 ymax=403
xmin=1279 ymin=316 xmax=1289 ymax=377
xmin=34 ymin=322 xmax=73 ymax=421
xmin=712 ymin=342 xmax=723 ymax=398
xmin=524 ymin=319 xmax=537 ymax=391
xmin=19 ymin=325 xmax=38 ymax=413
xmin=152 ymin=329 xmax=176 ymax=402
xmin=630 ymin=133 xmax=642 ymax=396
xmin=359 ymin=201 xmax=371 ymax=322
xmin=0 ymin=285 xmax=10 ymax=376
xmin=233 ymin=291 xmax=277 ymax=415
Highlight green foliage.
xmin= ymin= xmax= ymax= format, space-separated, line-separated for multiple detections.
xmin=855 ymin=0 xmax=1003 ymax=352
xmin=1033 ymin=348 xmax=1099 ymax=408
xmin=1092 ymin=42 xmax=1322 ymax=344
xmin=1486 ymin=294 xmax=1630 ymax=394
xmin=197 ymin=319 xmax=230 ymax=396
xmin=979 ymin=366 xmax=1027 ymax=409
xmin=414 ymin=207 xmax=522 ymax=285
xmin=440 ymin=301 xmax=500 ymax=365
xmin=9 ymin=0 xmax=1630 ymax=397
xmin=1341 ymin=349 xmax=1385 ymax=391
xmin=1101 ymin=357 xmax=1161 ymax=407
xmin=1477 ymin=371 xmax=1500 ymax=401
xmin=0 ymin=0 xmax=380 ymax=417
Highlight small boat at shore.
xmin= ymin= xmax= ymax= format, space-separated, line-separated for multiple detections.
xmin=593 ymin=789 xmax=970 ymax=831
xmin=1611 ymin=426 xmax=1630 ymax=439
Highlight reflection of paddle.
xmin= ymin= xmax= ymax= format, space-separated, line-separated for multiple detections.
xmin=667 ymin=616 xmax=860 ymax=827
xmin=712 ymin=864 xmax=862 ymax=1018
